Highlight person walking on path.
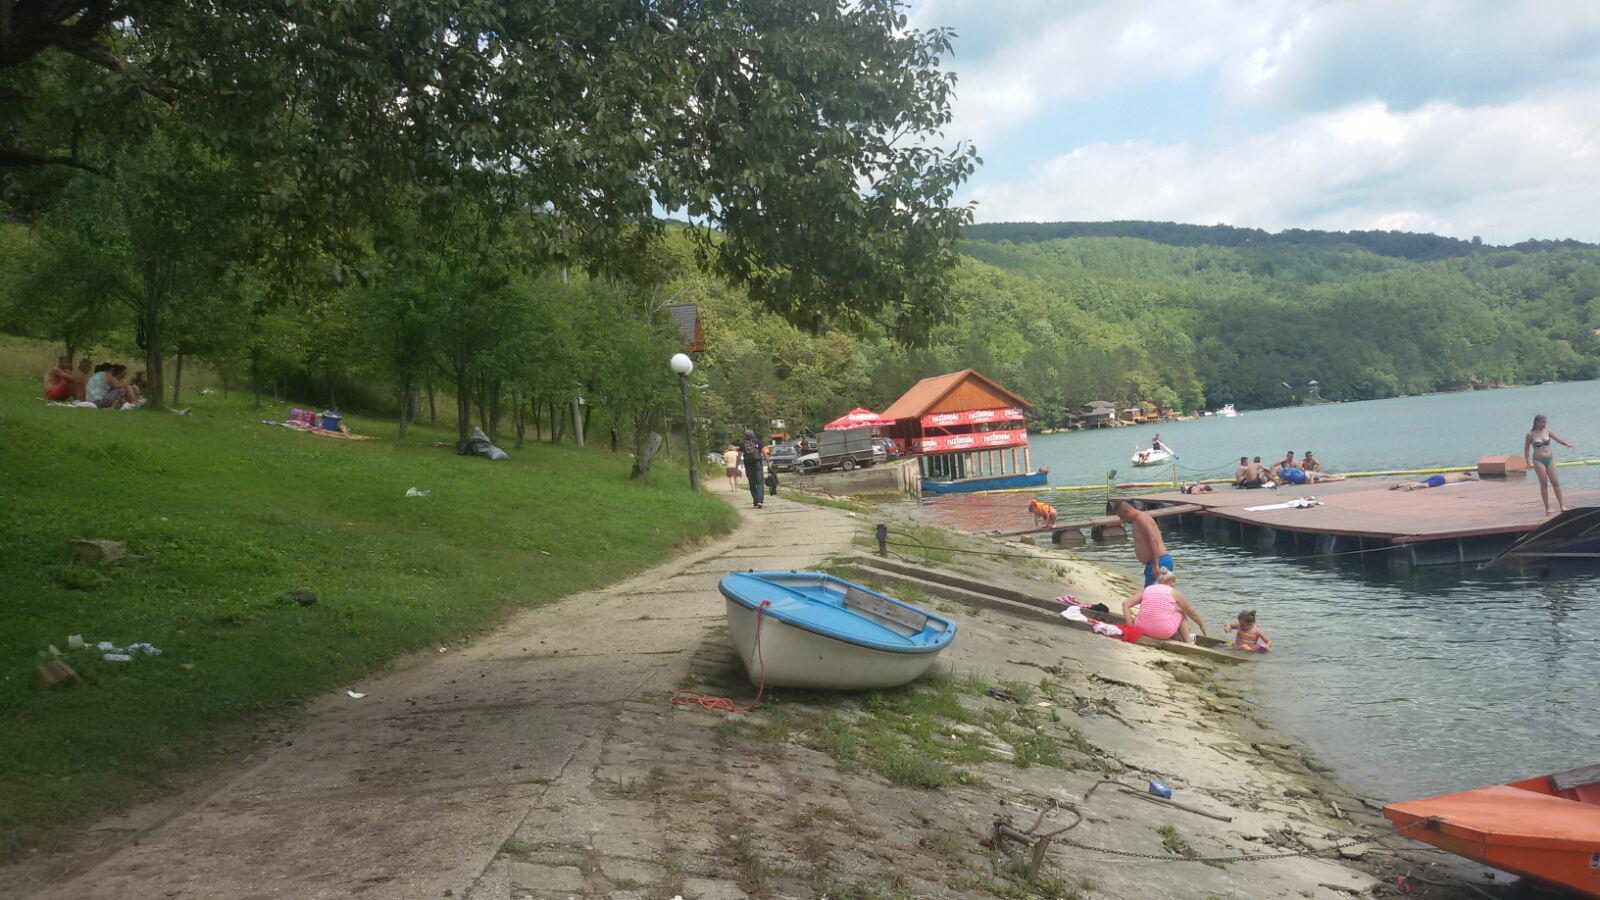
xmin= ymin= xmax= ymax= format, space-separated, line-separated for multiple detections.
xmin=740 ymin=429 xmax=766 ymax=508
xmin=722 ymin=444 xmax=742 ymax=491
xmin=1115 ymin=500 xmax=1171 ymax=586
xmin=1525 ymin=413 xmax=1576 ymax=515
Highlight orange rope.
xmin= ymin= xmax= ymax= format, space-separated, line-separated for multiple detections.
xmin=669 ymin=599 xmax=771 ymax=714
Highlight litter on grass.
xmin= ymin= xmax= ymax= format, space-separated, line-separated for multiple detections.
xmin=104 ymin=653 xmax=133 ymax=662
xmin=127 ymin=642 xmax=162 ymax=656
xmin=405 ymin=487 xmax=431 ymax=498
xmin=67 ymin=634 xmax=85 ymax=650
xmin=346 ymin=690 xmax=367 ymax=699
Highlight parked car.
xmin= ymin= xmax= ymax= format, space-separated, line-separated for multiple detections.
xmin=798 ymin=426 xmax=876 ymax=474
xmin=769 ymin=436 xmax=816 ymax=472
xmin=873 ymin=437 xmax=900 ymax=462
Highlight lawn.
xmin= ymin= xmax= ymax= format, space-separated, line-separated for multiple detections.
xmin=0 ymin=358 xmax=737 ymax=858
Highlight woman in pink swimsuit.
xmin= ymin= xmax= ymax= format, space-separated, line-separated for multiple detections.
xmin=1122 ymin=570 xmax=1208 ymax=642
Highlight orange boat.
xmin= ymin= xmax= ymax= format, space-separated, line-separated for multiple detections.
xmin=1384 ymin=762 xmax=1600 ymax=898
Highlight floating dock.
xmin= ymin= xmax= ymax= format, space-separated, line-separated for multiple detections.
xmin=1126 ymin=479 xmax=1600 ymax=567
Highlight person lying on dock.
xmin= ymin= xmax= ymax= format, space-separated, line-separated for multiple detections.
xmin=1180 ymin=483 xmax=1215 ymax=494
xmin=1121 ymin=568 xmax=1207 ymax=643
xmin=1390 ymin=472 xmax=1478 ymax=491
xmin=1226 ymin=610 xmax=1271 ymax=652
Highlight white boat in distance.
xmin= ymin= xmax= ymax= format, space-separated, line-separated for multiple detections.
xmin=1217 ymin=404 xmax=1241 ymax=417
xmin=1131 ymin=446 xmax=1176 ymax=467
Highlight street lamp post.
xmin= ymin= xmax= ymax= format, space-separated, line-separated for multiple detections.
xmin=670 ymin=353 xmax=698 ymax=491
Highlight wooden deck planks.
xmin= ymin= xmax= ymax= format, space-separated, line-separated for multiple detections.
xmin=1136 ymin=479 xmax=1600 ymax=543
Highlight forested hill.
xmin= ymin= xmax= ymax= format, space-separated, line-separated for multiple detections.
xmin=687 ymin=227 xmax=1600 ymax=436
xmin=925 ymin=228 xmax=1600 ymax=421
xmin=964 ymin=221 xmax=1598 ymax=262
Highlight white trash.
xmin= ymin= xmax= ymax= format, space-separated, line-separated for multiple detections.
xmin=346 ymin=690 xmax=367 ymax=699
xmin=405 ymin=487 xmax=431 ymax=498
xmin=67 ymin=634 xmax=86 ymax=650
xmin=104 ymin=653 xmax=133 ymax=662
xmin=127 ymin=642 xmax=162 ymax=656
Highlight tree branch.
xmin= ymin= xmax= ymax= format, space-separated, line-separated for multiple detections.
xmin=0 ymin=146 xmax=102 ymax=173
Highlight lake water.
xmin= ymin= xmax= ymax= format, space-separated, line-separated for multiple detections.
xmin=898 ymin=382 xmax=1600 ymax=801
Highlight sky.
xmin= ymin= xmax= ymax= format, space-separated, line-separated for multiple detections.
xmin=907 ymin=0 xmax=1600 ymax=243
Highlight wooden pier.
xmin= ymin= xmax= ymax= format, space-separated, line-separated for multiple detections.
xmin=1125 ymin=478 xmax=1600 ymax=567
xmin=999 ymin=503 xmax=1200 ymax=541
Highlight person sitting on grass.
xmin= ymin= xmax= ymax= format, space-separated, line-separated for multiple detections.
xmin=43 ymin=356 xmax=77 ymax=402
xmin=107 ymin=364 xmax=141 ymax=406
xmin=1121 ymin=568 xmax=1207 ymax=643
xmin=1390 ymin=472 xmax=1477 ymax=491
xmin=1225 ymin=610 xmax=1271 ymax=652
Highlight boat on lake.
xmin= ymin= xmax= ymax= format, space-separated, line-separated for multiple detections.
xmin=1131 ymin=446 xmax=1176 ymax=467
xmin=1384 ymin=762 xmax=1600 ymax=897
xmin=921 ymin=469 xmax=1049 ymax=494
xmin=719 ymin=571 xmax=956 ymax=690
xmin=1216 ymin=403 xmax=1240 ymax=418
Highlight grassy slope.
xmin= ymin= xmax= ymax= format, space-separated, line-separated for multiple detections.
xmin=0 ymin=353 xmax=736 ymax=857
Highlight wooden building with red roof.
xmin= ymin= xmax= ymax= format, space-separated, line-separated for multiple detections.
xmin=881 ymin=369 xmax=1036 ymax=482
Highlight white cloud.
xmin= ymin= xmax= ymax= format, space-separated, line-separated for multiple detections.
xmin=922 ymin=0 xmax=1290 ymax=147
xmin=967 ymin=87 xmax=1600 ymax=243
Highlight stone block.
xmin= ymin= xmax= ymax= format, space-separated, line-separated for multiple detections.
xmin=70 ymin=539 xmax=124 ymax=565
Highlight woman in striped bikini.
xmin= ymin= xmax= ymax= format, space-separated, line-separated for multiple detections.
xmin=1524 ymin=413 xmax=1575 ymax=515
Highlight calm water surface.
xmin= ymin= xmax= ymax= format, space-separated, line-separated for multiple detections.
xmin=896 ymin=382 xmax=1600 ymax=801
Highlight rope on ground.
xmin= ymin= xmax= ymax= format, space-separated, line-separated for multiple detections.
xmin=669 ymin=600 xmax=771 ymax=714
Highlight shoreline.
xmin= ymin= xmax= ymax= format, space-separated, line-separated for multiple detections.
xmin=793 ymin=487 xmax=1498 ymax=897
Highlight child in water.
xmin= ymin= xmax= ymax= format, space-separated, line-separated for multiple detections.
xmin=1225 ymin=610 xmax=1271 ymax=652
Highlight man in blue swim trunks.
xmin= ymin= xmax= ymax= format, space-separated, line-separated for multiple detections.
xmin=1116 ymin=501 xmax=1173 ymax=586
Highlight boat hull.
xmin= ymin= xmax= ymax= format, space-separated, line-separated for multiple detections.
xmin=725 ymin=598 xmax=943 ymax=690
xmin=1385 ymin=769 xmax=1600 ymax=898
xmin=921 ymin=470 xmax=1048 ymax=494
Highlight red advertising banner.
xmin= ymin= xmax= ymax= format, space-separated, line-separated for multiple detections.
xmin=919 ymin=407 xmax=1026 ymax=429
xmin=912 ymin=428 xmax=1029 ymax=454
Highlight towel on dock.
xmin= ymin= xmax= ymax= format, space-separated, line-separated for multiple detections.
xmin=1243 ymin=497 xmax=1324 ymax=512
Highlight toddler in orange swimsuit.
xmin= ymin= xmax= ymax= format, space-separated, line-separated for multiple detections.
xmin=1225 ymin=610 xmax=1271 ymax=652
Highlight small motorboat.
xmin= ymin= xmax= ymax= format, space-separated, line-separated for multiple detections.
xmin=719 ymin=572 xmax=956 ymax=690
xmin=1217 ymin=404 xmax=1240 ymax=418
xmin=1384 ymin=762 xmax=1600 ymax=897
xmin=1131 ymin=446 xmax=1176 ymax=467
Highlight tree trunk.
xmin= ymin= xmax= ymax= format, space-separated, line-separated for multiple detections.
xmin=511 ymin=388 xmax=525 ymax=447
xmin=326 ymin=364 xmax=337 ymax=410
xmin=455 ymin=365 xmax=473 ymax=445
xmin=488 ymin=378 xmax=502 ymax=442
xmin=531 ymin=397 xmax=541 ymax=440
xmin=551 ymin=400 xmax=565 ymax=444
xmin=65 ymin=342 xmax=76 ymax=367
xmin=142 ymin=294 xmax=164 ymax=409
xmin=172 ymin=352 xmax=185 ymax=406
xmin=610 ymin=422 xmax=619 ymax=453
xmin=631 ymin=411 xmax=661 ymax=478
xmin=582 ymin=403 xmax=593 ymax=443
xmin=396 ymin=375 xmax=410 ymax=440
xmin=250 ymin=346 xmax=260 ymax=408
xmin=426 ymin=382 xmax=436 ymax=425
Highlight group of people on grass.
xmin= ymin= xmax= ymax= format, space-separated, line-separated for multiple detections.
xmin=43 ymin=356 xmax=145 ymax=409
xmin=1112 ymin=500 xmax=1269 ymax=652
xmin=1233 ymin=450 xmax=1343 ymax=488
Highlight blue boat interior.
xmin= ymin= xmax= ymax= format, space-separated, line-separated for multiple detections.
xmin=719 ymin=572 xmax=955 ymax=654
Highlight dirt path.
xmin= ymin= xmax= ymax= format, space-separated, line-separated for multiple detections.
xmin=13 ymin=482 xmax=850 ymax=899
